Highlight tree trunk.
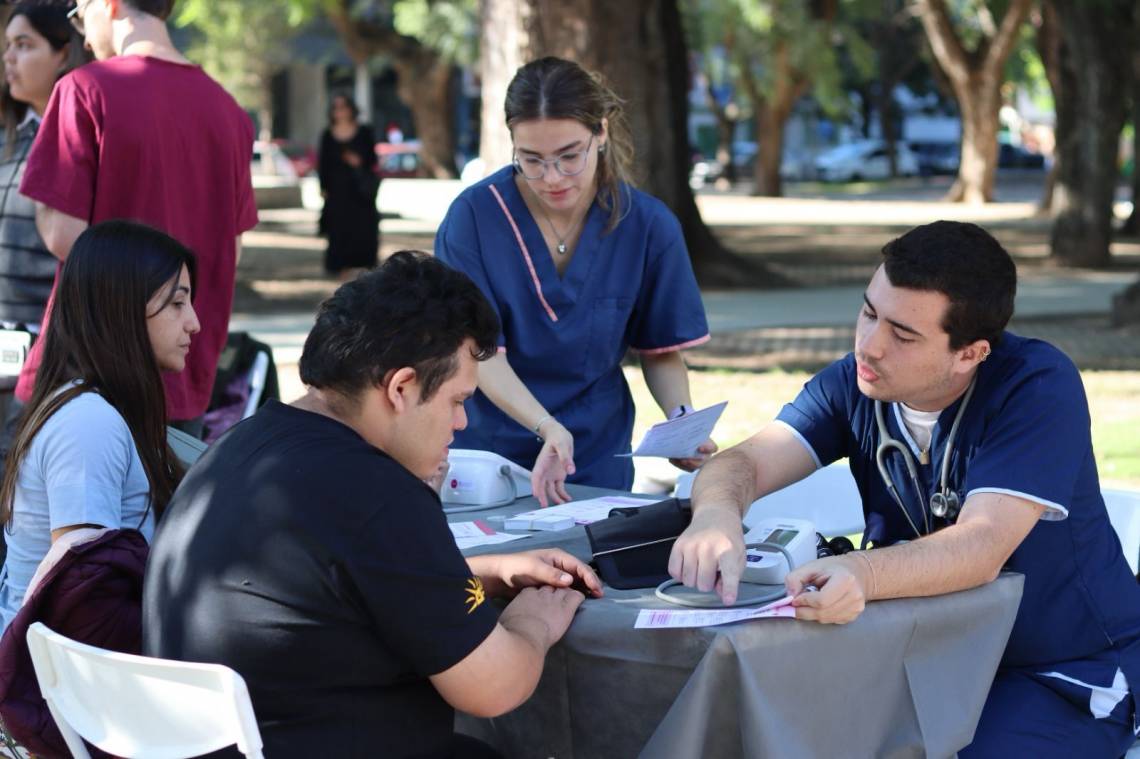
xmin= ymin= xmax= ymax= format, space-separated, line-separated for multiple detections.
xmin=325 ymin=0 xmax=459 ymax=178
xmin=753 ymin=107 xmax=784 ymax=197
xmin=705 ymin=83 xmax=738 ymax=187
xmin=1035 ymin=0 xmax=1062 ymax=213
xmin=477 ymin=0 xmax=530 ymax=173
xmin=876 ymin=86 xmax=898 ymax=176
xmin=1123 ymin=41 xmax=1140 ymax=236
xmin=394 ymin=55 xmax=458 ymax=178
xmin=914 ymin=0 xmax=1033 ymax=203
xmin=1049 ymin=0 xmax=1133 ymax=267
xmin=741 ymin=37 xmax=807 ymax=199
xmin=946 ymin=75 xmax=1001 ymax=203
xmin=478 ymin=0 xmax=787 ymax=286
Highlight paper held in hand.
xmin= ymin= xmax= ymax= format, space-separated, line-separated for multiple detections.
xmin=622 ymin=401 xmax=728 ymax=459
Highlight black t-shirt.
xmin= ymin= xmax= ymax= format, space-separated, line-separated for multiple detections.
xmin=142 ymin=401 xmax=499 ymax=758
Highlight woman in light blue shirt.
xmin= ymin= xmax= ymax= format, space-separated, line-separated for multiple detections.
xmin=0 ymin=220 xmax=200 ymax=632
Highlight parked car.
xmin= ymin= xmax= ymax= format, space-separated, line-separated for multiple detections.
xmin=271 ymin=138 xmax=317 ymax=177
xmin=375 ymin=140 xmax=423 ymax=178
xmin=910 ymin=141 xmax=960 ymax=176
xmin=814 ymin=140 xmax=920 ymax=182
xmin=998 ymin=143 xmax=1046 ymax=170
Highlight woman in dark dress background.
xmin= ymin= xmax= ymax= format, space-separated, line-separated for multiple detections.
xmin=318 ymin=94 xmax=380 ymax=280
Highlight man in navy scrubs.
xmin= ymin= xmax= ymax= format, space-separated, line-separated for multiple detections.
xmin=669 ymin=221 xmax=1140 ymax=756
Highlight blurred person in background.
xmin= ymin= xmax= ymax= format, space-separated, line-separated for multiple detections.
xmin=318 ymin=93 xmax=380 ymax=281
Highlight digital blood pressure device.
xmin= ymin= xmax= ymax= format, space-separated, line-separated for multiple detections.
xmin=655 ymin=517 xmax=818 ymax=608
xmin=741 ymin=518 xmax=818 ymax=585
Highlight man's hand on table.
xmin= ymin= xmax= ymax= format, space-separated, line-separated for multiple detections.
xmin=499 ymin=585 xmax=585 ymax=652
xmin=469 ymin=548 xmax=604 ymax=599
xmin=785 ymin=555 xmax=869 ymax=625
xmin=667 ymin=506 xmax=746 ymax=604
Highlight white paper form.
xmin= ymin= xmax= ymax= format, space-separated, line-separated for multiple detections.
xmin=508 ymin=495 xmax=659 ymax=527
xmin=449 ymin=520 xmax=529 ymax=550
xmin=634 ymin=595 xmax=797 ymax=628
xmin=623 ymin=401 xmax=728 ymax=459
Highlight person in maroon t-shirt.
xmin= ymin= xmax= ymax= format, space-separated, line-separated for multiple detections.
xmin=16 ymin=0 xmax=257 ymax=433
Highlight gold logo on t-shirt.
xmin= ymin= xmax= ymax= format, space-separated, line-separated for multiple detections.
xmin=465 ymin=577 xmax=486 ymax=614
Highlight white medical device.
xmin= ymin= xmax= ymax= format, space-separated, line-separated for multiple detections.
xmin=655 ymin=515 xmax=818 ymax=608
xmin=440 ymin=449 xmax=532 ymax=513
xmin=741 ymin=517 xmax=817 ymax=585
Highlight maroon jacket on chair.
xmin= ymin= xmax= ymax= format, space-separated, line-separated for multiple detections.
xmin=0 ymin=528 xmax=148 ymax=759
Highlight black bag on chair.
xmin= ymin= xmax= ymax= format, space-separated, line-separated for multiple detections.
xmin=585 ymin=498 xmax=692 ymax=589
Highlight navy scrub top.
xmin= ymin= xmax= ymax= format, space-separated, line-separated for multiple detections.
xmin=434 ymin=166 xmax=709 ymax=489
xmin=776 ymin=332 xmax=1140 ymax=726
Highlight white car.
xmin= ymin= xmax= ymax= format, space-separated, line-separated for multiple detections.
xmin=813 ymin=140 xmax=919 ymax=182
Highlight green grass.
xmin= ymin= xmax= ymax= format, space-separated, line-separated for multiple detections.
xmin=626 ymin=366 xmax=1140 ymax=491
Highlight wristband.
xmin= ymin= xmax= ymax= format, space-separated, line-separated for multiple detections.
xmin=667 ymin=404 xmax=693 ymax=420
xmin=533 ymin=414 xmax=553 ymax=434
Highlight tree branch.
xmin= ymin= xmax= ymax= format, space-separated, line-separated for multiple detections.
xmin=985 ymin=0 xmax=1034 ymax=71
xmin=912 ymin=0 xmax=972 ymax=86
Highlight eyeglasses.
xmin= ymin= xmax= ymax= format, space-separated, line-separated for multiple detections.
xmin=513 ymin=134 xmax=595 ymax=180
xmin=67 ymin=0 xmax=93 ymax=35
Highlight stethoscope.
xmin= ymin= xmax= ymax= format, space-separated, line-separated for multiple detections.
xmin=874 ymin=376 xmax=976 ymax=538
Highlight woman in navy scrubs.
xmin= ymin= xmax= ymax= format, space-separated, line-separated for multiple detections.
xmin=435 ymin=57 xmax=714 ymax=505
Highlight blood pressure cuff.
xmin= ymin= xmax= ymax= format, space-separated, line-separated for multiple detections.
xmin=585 ymin=498 xmax=691 ymax=589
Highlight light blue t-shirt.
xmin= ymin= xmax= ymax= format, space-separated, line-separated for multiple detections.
xmin=0 ymin=391 xmax=154 ymax=633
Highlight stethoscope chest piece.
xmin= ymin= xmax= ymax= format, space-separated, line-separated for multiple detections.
xmin=929 ymin=490 xmax=960 ymax=520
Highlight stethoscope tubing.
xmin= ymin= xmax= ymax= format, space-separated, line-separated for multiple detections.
xmin=873 ymin=376 xmax=977 ymax=538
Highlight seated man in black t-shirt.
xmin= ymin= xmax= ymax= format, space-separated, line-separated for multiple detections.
xmin=142 ymin=251 xmax=602 ymax=758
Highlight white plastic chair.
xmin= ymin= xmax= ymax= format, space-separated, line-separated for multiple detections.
xmin=241 ymin=350 xmax=271 ymax=420
xmin=166 ymin=426 xmax=208 ymax=469
xmin=25 ymin=622 xmax=264 ymax=759
xmin=1104 ymin=489 xmax=1140 ymax=576
xmin=675 ymin=462 xmax=865 ymax=537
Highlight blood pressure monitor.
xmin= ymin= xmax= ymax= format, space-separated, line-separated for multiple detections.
xmin=742 ymin=517 xmax=817 ymax=585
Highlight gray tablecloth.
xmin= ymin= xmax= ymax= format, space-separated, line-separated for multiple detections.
xmin=449 ymin=486 xmax=1024 ymax=758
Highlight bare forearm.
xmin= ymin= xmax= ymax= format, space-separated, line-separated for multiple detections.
xmin=852 ymin=505 xmax=1032 ymax=600
xmin=35 ymin=204 xmax=87 ymax=261
xmin=477 ymin=352 xmax=552 ymax=433
xmin=640 ymin=351 xmax=692 ymax=415
xmin=466 ymin=555 xmax=508 ymax=597
xmin=690 ymin=447 xmax=758 ymax=519
xmin=691 ymin=425 xmax=817 ymax=518
xmin=431 ymin=621 xmax=547 ymax=717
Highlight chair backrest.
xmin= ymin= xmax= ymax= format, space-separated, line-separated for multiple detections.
xmin=241 ymin=350 xmax=272 ymax=420
xmin=675 ymin=462 xmax=865 ymax=538
xmin=167 ymin=425 xmax=208 ymax=469
xmin=1104 ymin=489 xmax=1140 ymax=576
xmin=25 ymin=623 xmax=264 ymax=759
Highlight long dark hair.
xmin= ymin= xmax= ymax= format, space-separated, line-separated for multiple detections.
xmin=504 ymin=56 xmax=634 ymax=233
xmin=1 ymin=0 xmax=88 ymax=158
xmin=327 ymin=93 xmax=360 ymax=126
xmin=0 ymin=220 xmax=198 ymax=527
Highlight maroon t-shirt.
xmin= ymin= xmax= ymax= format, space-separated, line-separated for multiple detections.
xmin=18 ymin=56 xmax=258 ymax=419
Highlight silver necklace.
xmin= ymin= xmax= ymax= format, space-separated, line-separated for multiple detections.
xmin=535 ymin=204 xmax=585 ymax=255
